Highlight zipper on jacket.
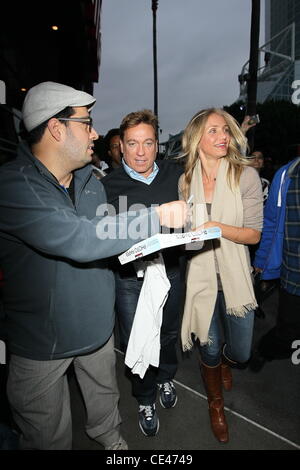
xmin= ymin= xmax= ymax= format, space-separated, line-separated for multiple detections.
xmin=74 ymin=171 xmax=93 ymax=210
xmin=40 ymin=171 xmax=75 ymax=208
xmin=38 ymin=162 xmax=92 ymax=210
xmin=262 ymin=169 xmax=289 ymax=273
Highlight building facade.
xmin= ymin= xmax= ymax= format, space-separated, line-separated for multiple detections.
xmin=239 ymin=0 xmax=300 ymax=103
xmin=0 ymin=0 xmax=102 ymax=164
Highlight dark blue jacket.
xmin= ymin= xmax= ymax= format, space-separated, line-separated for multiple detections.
xmin=0 ymin=143 xmax=159 ymax=360
xmin=281 ymin=160 xmax=300 ymax=295
xmin=254 ymin=157 xmax=300 ymax=280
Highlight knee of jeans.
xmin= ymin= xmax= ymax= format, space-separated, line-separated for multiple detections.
xmin=199 ymin=343 xmax=221 ymax=365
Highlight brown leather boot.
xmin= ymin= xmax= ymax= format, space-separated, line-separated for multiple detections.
xmin=201 ymin=362 xmax=229 ymax=443
xmin=221 ymin=361 xmax=232 ymax=391
xmin=221 ymin=344 xmax=234 ymax=391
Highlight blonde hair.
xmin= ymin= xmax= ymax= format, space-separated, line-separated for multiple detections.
xmin=180 ymin=108 xmax=250 ymax=200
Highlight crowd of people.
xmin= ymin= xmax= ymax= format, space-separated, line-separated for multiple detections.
xmin=0 ymin=81 xmax=299 ymax=450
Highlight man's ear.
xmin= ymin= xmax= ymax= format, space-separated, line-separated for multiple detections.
xmin=47 ymin=118 xmax=63 ymax=141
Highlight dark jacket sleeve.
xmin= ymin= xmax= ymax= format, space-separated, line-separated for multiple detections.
xmin=0 ymin=170 xmax=160 ymax=263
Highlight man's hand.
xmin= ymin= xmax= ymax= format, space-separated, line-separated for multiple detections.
xmin=155 ymin=200 xmax=189 ymax=228
xmin=253 ymin=266 xmax=263 ymax=274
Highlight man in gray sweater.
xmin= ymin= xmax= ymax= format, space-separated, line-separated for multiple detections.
xmin=0 ymin=82 xmax=188 ymax=450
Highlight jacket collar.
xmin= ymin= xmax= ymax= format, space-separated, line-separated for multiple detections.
xmin=18 ymin=141 xmax=93 ymax=185
xmin=287 ymin=156 xmax=300 ymax=177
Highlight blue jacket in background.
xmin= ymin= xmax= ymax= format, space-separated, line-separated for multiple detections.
xmin=254 ymin=157 xmax=300 ymax=280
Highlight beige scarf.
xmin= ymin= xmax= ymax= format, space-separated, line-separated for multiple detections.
xmin=181 ymin=158 xmax=257 ymax=350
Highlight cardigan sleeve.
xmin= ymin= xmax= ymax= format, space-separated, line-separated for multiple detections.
xmin=240 ymin=166 xmax=264 ymax=231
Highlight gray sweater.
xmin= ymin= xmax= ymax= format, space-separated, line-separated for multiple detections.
xmin=0 ymin=143 xmax=159 ymax=360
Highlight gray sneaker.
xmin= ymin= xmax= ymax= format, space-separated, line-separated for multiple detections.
xmin=138 ymin=404 xmax=159 ymax=436
xmin=158 ymin=381 xmax=177 ymax=408
xmin=105 ymin=436 xmax=128 ymax=450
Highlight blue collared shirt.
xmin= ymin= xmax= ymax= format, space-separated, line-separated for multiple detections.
xmin=122 ymin=158 xmax=159 ymax=185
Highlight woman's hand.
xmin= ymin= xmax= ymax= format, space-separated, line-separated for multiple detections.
xmin=196 ymin=221 xmax=261 ymax=245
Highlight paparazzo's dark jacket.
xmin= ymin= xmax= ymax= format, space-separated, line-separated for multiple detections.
xmin=0 ymin=143 xmax=159 ymax=360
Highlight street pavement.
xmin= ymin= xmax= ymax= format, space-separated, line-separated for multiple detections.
xmin=71 ymin=287 xmax=300 ymax=451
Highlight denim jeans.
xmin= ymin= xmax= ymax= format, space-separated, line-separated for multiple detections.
xmin=198 ymin=291 xmax=255 ymax=367
xmin=115 ymin=268 xmax=182 ymax=405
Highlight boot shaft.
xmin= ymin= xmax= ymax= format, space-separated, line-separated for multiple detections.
xmin=200 ymin=362 xmax=223 ymax=401
xmin=200 ymin=361 xmax=229 ymax=443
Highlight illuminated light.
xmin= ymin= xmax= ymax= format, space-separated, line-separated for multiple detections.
xmin=51 ymin=25 xmax=59 ymax=31
xmin=20 ymin=88 xmax=27 ymax=92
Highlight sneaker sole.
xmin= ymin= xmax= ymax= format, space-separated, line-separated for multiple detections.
xmin=159 ymin=394 xmax=178 ymax=409
xmin=138 ymin=418 xmax=160 ymax=437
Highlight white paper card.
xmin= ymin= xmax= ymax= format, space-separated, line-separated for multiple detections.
xmin=118 ymin=227 xmax=221 ymax=265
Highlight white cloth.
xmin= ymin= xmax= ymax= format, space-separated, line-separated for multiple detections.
xmin=100 ymin=161 xmax=109 ymax=171
xmin=92 ymin=165 xmax=107 ymax=178
xmin=125 ymin=254 xmax=171 ymax=378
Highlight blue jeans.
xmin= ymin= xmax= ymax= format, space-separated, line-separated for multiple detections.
xmin=199 ymin=291 xmax=255 ymax=367
xmin=115 ymin=268 xmax=182 ymax=405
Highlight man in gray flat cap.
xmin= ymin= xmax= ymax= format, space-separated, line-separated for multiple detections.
xmin=0 ymin=81 xmax=188 ymax=450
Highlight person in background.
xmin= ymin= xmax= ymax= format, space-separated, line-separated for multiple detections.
xmin=104 ymin=128 xmax=122 ymax=171
xmin=252 ymin=156 xmax=300 ymax=370
xmin=0 ymin=276 xmax=19 ymax=449
xmin=179 ymin=108 xmax=263 ymax=443
xmin=261 ymin=155 xmax=276 ymax=183
xmin=240 ymin=114 xmax=257 ymax=136
xmin=248 ymin=150 xmax=270 ymax=203
xmin=239 ymin=117 xmax=269 ymax=266
xmin=247 ymin=150 xmax=271 ymax=267
xmin=240 ymin=112 xmax=274 ymax=186
xmin=237 ymin=114 xmax=257 ymax=157
xmin=240 ymin=115 xmax=276 ymax=181
xmin=0 ymin=82 xmax=188 ymax=450
xmin=102 ymin=110 xmax=183 ymax=438
xmin=91 ymin=136 xmax=109 ymax=179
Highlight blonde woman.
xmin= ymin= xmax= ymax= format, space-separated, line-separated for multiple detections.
xmin=179 ymin=108 xmax=263 ymax=443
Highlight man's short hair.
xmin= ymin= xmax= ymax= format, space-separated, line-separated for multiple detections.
xmin=120 ymin=109 xmax=158 ymax=141
xmin=104 ymin=128 xmax=120 ymax=147
xmin=22 ymin=107 xmax=74 ymax=145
